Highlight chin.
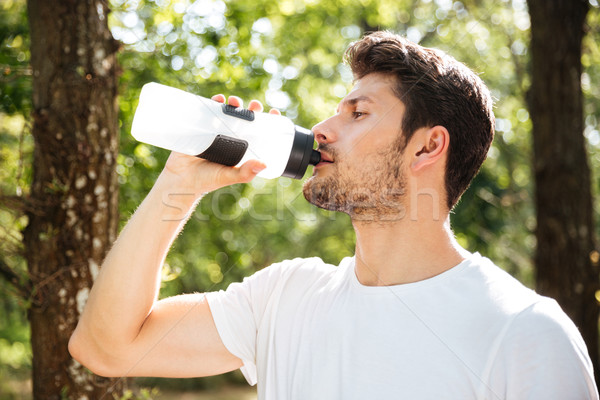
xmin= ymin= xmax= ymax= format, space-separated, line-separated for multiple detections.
xmin=302 ymin=175 xmax=348 ymax=213
xmin=302 ymin=175 xmax=321 ymax=205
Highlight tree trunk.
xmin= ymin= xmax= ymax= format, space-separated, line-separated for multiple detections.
xmin=25 ymin=0 xmax=125 ymax=398
xmin=527 ymin=0 xmax=599 ymax=382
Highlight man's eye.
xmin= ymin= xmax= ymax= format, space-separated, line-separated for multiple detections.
xmin=352 ymin=111 xmax=365 ymax=119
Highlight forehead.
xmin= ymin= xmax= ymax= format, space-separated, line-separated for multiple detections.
xmin=341 ymin=73 xmax=400 ymax=107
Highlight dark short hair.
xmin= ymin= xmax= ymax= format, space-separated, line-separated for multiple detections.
xmin=344 ymin=31 xmax=495 ymax=209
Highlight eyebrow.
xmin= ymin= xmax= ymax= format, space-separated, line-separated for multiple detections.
xmin=337 ymin=95 xmax=374 ymax=112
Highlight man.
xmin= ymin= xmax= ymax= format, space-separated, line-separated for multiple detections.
xmin=70 ymin=31 xmax=598 ymax=399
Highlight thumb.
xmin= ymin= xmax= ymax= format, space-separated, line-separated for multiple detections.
xmin=218 ymin=159 xmax=266 ymax=185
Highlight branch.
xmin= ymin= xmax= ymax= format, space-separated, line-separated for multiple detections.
xmin=0 ymin=194 xmax=26 ymax=213
xmin=0 ymin=193 xmax=45 ymax=216
xmin=0 ymin=257 xmax=31 ymax=299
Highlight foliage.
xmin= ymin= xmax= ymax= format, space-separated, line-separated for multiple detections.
xmin=0 ymin=0 xmax=599 ymax=395
xmin=583 ymin=8 xmax=600 ymax=236
xmin=0 ymin=0 xmax=30 ymax=116
xmin=0 ymin=0 xmax=32 ymax=396
xmin=110 ymin=0 xmax=544 ymax=294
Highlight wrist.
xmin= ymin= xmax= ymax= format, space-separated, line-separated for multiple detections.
xmin=151 ymin=172 xmax=205 ymax=221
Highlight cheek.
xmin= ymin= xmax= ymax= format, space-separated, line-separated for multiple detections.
xmin=374 ymin=118 xmax=403 ymax=145
xmin=335 ymin=121 xmax=402 ymax=163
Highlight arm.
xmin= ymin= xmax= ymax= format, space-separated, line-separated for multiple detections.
xmin=488 ymin=299 xmax=598 ymax=400
xmin=69 ymin=97 xmax=269 ymax=378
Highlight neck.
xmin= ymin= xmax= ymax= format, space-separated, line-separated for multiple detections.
xmin=351 ymin=215 xmax=469 ymax=286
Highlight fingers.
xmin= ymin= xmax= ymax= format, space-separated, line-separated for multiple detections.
xmin=210 ymin=94 xmax=243 ymax=108
xmin=240 ymin=159 xmax=267 ymax=182
xmin=226 ymin=95 xmax=243 ymax=108
xmin=211 ymin=94 xmax=280 ymax=115
xmin=218 ymin=159 xmax=266 ymax=185
xmin=247 ymin=100 xmax=264 ymax=112
xmin=211 ymin=94 xmax=226 ymax=103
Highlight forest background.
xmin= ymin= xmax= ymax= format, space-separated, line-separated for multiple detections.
xmin=0 ymin=0 xmax=599 ymax=398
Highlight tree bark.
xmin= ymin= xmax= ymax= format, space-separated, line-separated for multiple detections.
xmin=25 ymin=0 xmax=125 ymax=398
xmin=527 ymin=0 xmax=599 ymax=382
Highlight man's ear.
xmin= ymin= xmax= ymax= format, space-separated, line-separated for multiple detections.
xmin=410 ymin=126 xmax=449 ymax=172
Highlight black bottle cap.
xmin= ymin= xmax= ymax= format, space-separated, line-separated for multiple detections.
xmin=282 ymin=126 xmax=320 ymax=179
xmin=309 ymin=149 xmax=321 ymax=166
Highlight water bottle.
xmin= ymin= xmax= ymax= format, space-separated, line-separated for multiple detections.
xmin=131 ymin=82 xmax=321 ymax=179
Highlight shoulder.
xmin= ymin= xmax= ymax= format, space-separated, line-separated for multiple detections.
xmin=470 ymin=257 xmax=599 ymax=399
xmin=251 ymin=256 xmax=338 ymax=288
xmin=459 ymin=253 xmax=541 ymax=316
xmin=237 ymin=256 xmax=337 ymax=289
xmin=489 ymin=297 xmax=598 ymax=398
xmin=464 ymin=254 xmax=589 ymax=354
xmin=507 ymin=296 xmax=587 ymax=351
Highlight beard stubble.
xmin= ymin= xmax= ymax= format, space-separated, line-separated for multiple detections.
xmin=302 ymin=141 xmax=408 ymax=222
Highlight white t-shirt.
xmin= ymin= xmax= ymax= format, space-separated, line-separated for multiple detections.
xmin=206 ymin=253 xmax=598 ymax=400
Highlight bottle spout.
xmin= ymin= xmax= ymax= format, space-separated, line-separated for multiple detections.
xmin=309 ymin=149 xmax=321 ymax=166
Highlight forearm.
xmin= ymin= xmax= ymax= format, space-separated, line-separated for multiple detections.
xmin=69 ymin=98 xmax=267 ymax=373
xmin=74 ymin=171 xmax=200 ymax=348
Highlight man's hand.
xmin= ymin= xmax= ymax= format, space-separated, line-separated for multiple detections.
xmin=160 ymin=95 xmax=281 ymax=195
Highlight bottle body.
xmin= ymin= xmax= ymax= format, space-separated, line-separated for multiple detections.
xmin=131 ymin=82 xmax=318 ymax=179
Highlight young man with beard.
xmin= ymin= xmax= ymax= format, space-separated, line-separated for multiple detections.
xmin=70 ymin=32 xmax=598 ymax=399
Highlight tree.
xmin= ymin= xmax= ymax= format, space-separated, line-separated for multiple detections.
xmin=1 ymin=0 xmax=599 ymax=396
xmin=527 ymin=0 xmax=599 ymax=380
xmin=22 ymin=0 xmax=125 ymax=397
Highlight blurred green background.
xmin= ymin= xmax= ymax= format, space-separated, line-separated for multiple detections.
xmin=1 ymin=0 xmax=599 ymax=397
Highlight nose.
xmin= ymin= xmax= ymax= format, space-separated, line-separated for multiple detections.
xmin=312 ymin=116 xmax=338 ymax=145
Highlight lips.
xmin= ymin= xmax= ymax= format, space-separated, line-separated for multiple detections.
xmin=319 ymin=152 xmax=334 ymax=164
xmin=314 ymin=153 xmax=333 ymax=169
xmin=313 ymin=148 xmax=335 ymax=170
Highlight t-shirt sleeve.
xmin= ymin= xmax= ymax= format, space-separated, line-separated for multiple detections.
xmin=204 ymin=261 xmax=289 ymax=386
xmin=489 ymin=298 xmax=599 ymax=400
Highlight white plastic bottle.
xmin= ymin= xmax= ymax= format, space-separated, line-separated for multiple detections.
xmin=131 ymin=82 xmax=320 ymax=179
